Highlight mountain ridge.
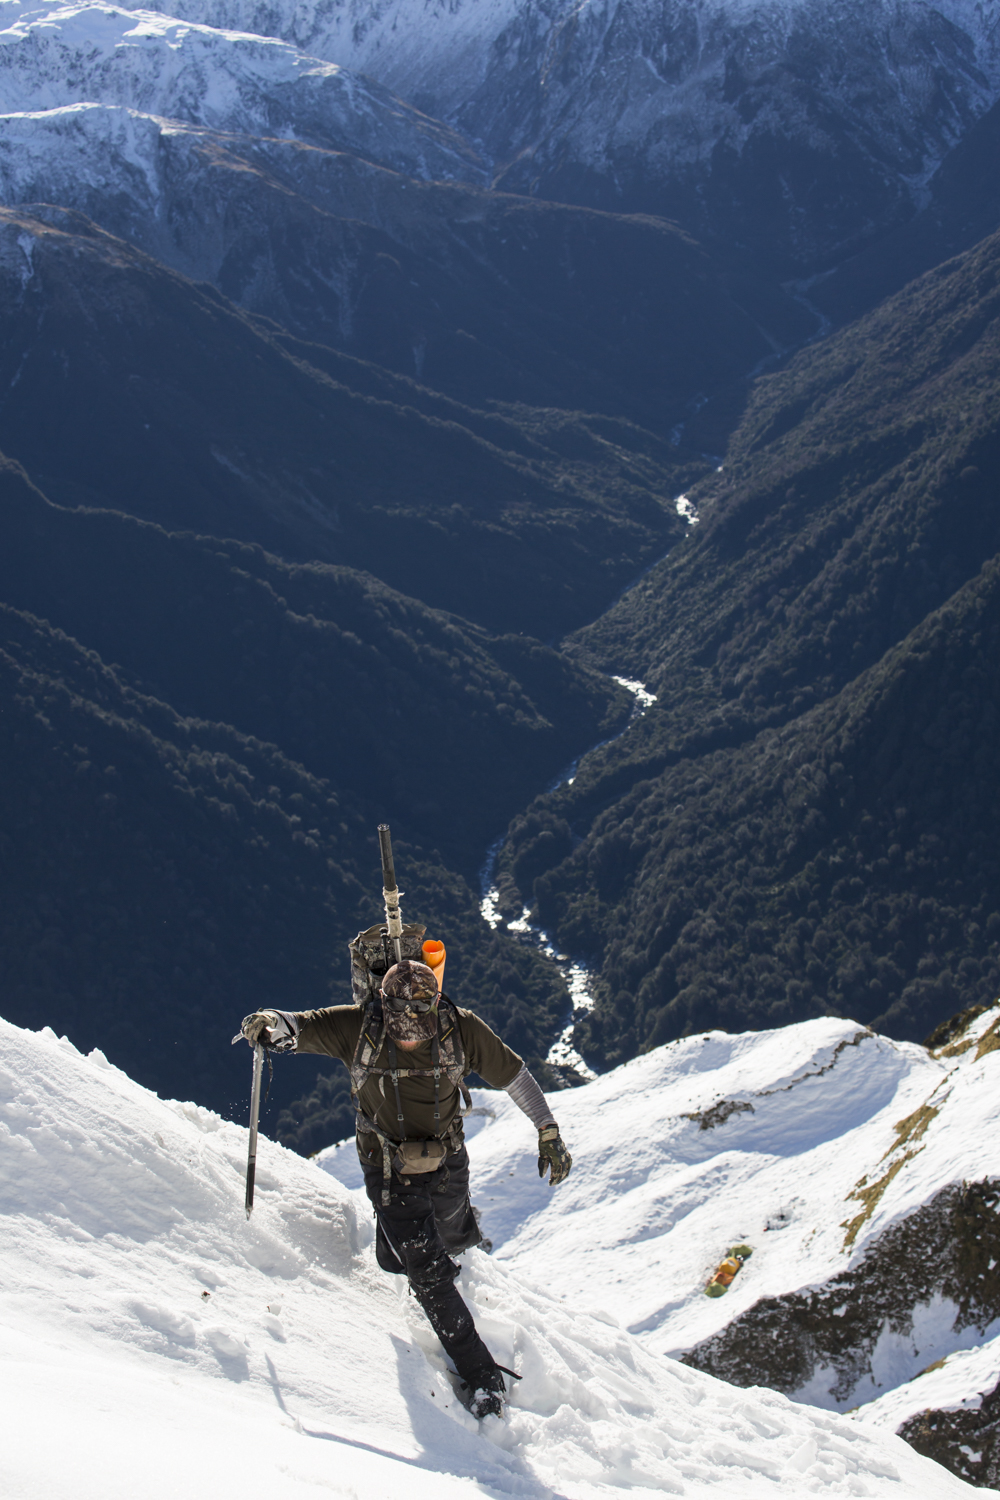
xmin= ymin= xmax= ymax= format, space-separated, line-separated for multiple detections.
xmin=113 ymin=0 xmax=1000 ymax=271
xmin=0 ymin=203 xmax=703 ymax=639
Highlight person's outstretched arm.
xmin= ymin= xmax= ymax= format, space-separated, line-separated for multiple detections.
xmin=504 ymin=1063 xmax=572 ymax=1187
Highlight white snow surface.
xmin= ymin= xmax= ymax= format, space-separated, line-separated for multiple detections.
xmin=77 ymin=0 xmax=1000 ymax=107
xmin=320 ymin=1006 xmax=1000 ymax=1416
xmin=1 ymin=0 xmax=997 ymax=258
xmin=0 ymin=1012 xmax=983 ymax=1498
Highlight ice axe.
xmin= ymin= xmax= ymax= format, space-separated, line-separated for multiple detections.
xmin=231 ymin=1018 xmax=273 ymax=1216
xmin=244 ymin=1042 xmax=264 ymax=1218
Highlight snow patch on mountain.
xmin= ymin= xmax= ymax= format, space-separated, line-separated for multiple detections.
xmin=87 ymin=0 xmax=1000 ymax=106
xmin=101 ymin=0 xmax=1000 ymax=266
xmin=0 ymin=1010 xmax=983 ymax=1496
xmin=4 ymin=0 xmax=998 ymax=272
xmin=99 ymin=0 xmax=1000 ymax=148
xmin=0 ymin=3 xmax=483 ymax=180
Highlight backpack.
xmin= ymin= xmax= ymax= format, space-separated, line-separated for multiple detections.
xmin=347 ymin=922 xmax=470 ymax=1204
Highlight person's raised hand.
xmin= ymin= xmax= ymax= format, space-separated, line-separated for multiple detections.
xmin=538 ymin=1126 xmax=572 ymax=1186
xmin=237 ymin=1010 xmax=296 ymax=1051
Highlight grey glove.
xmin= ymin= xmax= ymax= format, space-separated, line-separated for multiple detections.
xmin=237 ymin=1010 xmax=297 ymax=1052
xmin=538 ymin=1126 xmax=572 ymax=1186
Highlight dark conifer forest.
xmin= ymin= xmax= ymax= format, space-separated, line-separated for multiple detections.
xmin=497 ymin=228 xmax=1000 ymax=1065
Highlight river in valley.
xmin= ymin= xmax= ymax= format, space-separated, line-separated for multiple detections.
xmin=478 ymin=674 xmax=658 ymax=1080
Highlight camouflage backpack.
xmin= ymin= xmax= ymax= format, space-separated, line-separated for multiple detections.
xmin=348 ymin=920 xmax=427 ymax=1006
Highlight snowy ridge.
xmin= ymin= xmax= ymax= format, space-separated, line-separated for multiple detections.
xmin=95 ymin=0 xmax=1000 ymax=165
xmin=86 ymin=0 xmax=1000 ymax=106
xmin=2 ymin=0 xmax=998 ymax=278
xmin=85 ymin=0 xmax=1000 ymax=274
xmin=0 ymin=1011 xmax=981 ymax=1497
xmin=323 ymin=1005 xmax=1000 ymax=1417
xmin=0 ymin=4 xmax=483 ymax=180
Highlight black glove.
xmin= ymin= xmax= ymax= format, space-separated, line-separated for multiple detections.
xmin=237 ymin=1010 xmax=296 ymax=1052
xmin=538 ymin=1126 xmax=572 ymax=1186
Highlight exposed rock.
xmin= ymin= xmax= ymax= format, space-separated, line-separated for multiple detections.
xmin=683 ymin=1178 xmax=1000 ymax=1408
xmin=898 ymin=1382 xmax=1000 ymax=1490
xmin=681 ymin=1098 xmax=754 ymax=1130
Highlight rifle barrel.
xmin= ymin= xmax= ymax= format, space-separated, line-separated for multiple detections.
xmin=378 ymin=824 xmax=396 ymax=892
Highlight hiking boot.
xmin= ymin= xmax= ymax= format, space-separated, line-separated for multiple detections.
xmin=469 ymin=1385 xmax=504 ymax=1419
xmin=463 ymin=1364 xmax=507 ymax=1420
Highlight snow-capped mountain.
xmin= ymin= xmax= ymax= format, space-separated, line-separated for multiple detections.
xmin=320 ymin=1002 xmax=1000 ymax=1484
xmin=100 ymin=0 xmax=1000 ymax=266
xmin=0 ymin=3 xmax=483 ymax=179
xmin=0 ymin=4 xmax=790 ymax=417
xmin=0 ymin=1011 xmax=973 ymax=1499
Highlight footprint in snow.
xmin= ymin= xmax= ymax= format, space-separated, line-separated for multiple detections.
xmin=129 ymin=1299 xmax=196 ymax=1345
xmin=204 ymin=1325 xmax=251 ymax=1379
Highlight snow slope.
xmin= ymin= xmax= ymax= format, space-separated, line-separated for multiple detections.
xmin=3 ymin=0 xmax=998 ymax=299
xmin=0 ymin=1012 xmax=980 ymax=1499
xmin=91 ymin=0 xmax=1000 ymax=117
xmin=322 ymin=1007 xmax=1000 ymax=1412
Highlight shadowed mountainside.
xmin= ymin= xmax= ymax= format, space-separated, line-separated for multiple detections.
xmin=0 ymin=460 xmax=629 ymax=876
xmin=0 ymin=205 xmax=703 ymax=641
xmin=811 ymin=94 xmax=1000 ymax=327
xmin=569 ymin=226 xmax=1000 ymax=740
xmin=0 ymin=115 xmax=789 ymax=426
xmin=488 ymin=227 xmax=1000 ymax=1064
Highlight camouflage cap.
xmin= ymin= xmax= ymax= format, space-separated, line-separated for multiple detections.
xmin=381 ymin=960 xmax=440 ymax=1044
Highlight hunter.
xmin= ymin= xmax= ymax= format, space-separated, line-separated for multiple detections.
xmin=239 ymin=956 xmax=572 ymax=1419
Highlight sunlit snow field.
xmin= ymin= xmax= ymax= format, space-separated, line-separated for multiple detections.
xmin=0 ymin=1013 xmax=989 ymax=1498
xmin=324 ymin=1011 xmax=1000 ymax=1396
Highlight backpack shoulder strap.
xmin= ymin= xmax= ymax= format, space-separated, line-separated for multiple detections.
xmin=350 ymin=1000 xmax=384 ymax=1099
xmin=437 ymin=997 xmax=471 ymax=1110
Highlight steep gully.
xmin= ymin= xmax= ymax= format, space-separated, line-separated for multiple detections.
xmin=476 ymin=495 xmax=697 ymax=1079
xmin=468 ymin=263 xmax=842 ymax=1080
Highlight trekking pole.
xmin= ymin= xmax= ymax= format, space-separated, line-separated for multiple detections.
xmin=244 ymin=1042 xmax=264 ymax=1218
xmin=378 ymin=823 xmax=403 ymax=966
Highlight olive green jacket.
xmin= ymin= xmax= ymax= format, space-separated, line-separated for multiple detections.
xmin=294 ymin=1001 xmax=522 ymax=1141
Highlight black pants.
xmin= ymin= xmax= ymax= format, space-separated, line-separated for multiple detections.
xmin=361 ymin=1143 xmax=494 ymax=1384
